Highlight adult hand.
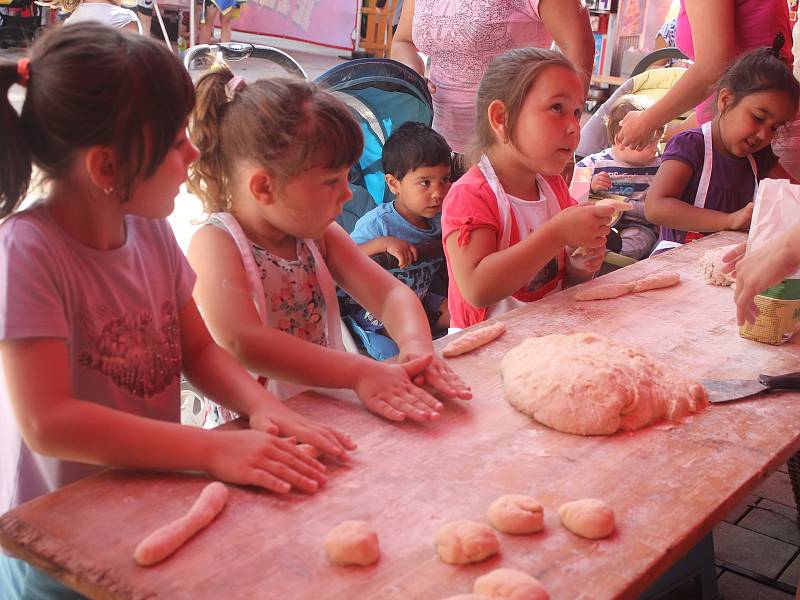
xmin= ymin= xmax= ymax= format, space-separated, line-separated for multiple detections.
xmin=617 ymin=110 xmax=659 ymax=151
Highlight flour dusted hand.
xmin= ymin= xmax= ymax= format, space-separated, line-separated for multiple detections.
xmin=134 ymin=482 xmax=230 ymax=566
xmin=501 ymin=333 xmax=707 ymax=435
xmin=442 ymin=321 xmax=507 ymax=358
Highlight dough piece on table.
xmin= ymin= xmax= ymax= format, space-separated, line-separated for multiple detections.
xmin=487 ymin=495 xmax=544 ymax=534
xmin=501 ymin=333 xmax=707 ymax=435
xmin=699 ymin=245 xmax=737 ymax=286
xmin=435 ymin=520 xmax=500 ymax=564
xmin=473 ymin=568 xmax=550 ymax=600
xmin=443 ymin=321 xmax=507 ymax=358
xmin=297 ymin=443 xmax=321 ymax=459
xmin=558 ymin=498 xmax=616 ymax=539
xmin=324 ymin=520 xmax=380 ymax=566
xmin=574 ymin=282 xmax=634 ymax=301
xmin=134 ymin=481 xmax=230 ymax=566
xmin=630 ymin=271 xmax=680 ymax=293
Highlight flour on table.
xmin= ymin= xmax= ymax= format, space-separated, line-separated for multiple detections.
xmin=500 ymin=333 xmax=708 ymax=435
xmin=324 ymin=520 xmax=380 ymax=566
xmin=435 ymin=520 xmax=500 ymax=564
xmin=558 ymin=498 xmax=616 ymax=539
xmin=473 ymin=568 xmax=550 ymax=600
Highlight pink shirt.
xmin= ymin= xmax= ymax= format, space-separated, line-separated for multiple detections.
xmin=441 ymin=167 xmax=576 ymax=328
xmin=412 ymin=0 xmax=551 ymax=153
xmin=676 ymin=0 xmax=792 ymax=122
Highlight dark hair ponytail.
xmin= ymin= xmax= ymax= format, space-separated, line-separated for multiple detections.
xmin=716 ymin=32 xmax=800 ymax=114
xmin=0 ymin=24 xmax=194 ymax=219
xmin=0 ymin=62 xmax=32 ymax=217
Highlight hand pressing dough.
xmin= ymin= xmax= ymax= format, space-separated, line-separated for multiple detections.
xmin=134 ymin=481 xmax=229 ymax=566
xmin=487 ymin=495 xmax=544 ymax=534
xmin=558 ymin=498 xmax=616 ymax=539
xmin=473 ymin=568 xmax=550 ymax=600
xmin=631 ymin=271 xmax=680 ymax=293
xmin=435 ymin=520 xmax=500 ymax=564
xmin=501 ymin=333 xmax=707 ymax=435
xmin=324 ymin=520 xmax=380 ymax=566
xmin=443 ymin=321 xmax=507 ymax=358
xmin=699 ymin=245 xmax=737 ymax=286
xmin=574 ymin=282 xmax=633 ymax=301
xmin=574 ymin=271 xmax=680 ymax=301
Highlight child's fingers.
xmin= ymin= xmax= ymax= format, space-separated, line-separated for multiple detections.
xmin=424 ymin=367 xmax=472 ymax=400
xmin=244 ymin=468 xmax=292 ymax=494
xmin=400 ymin=354 xmax=434 ymax=378
xmin=370 ymin=399 xmax=407 ymax=421
xmin=260 ymin=459 xmax=321 ymax=493
xmin=272 ymin=439 xmax=327 ymax=474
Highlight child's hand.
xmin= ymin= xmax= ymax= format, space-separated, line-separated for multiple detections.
xmin=552 ymin=204 xmax=614 ymax=249
xmin=355 ymin=355 xmax=446 ymax=421
xmin=206 ymin=430 xmax=328 ymax=494
xmin=568 ymin=243 xmax=606 ymax=273
xmin=385 ymin=237 xmax=419 ymax=268
xmin=726 ymin=202 xmax=754 ymax=231
xmin=590 ymin=172 xmax=612 ymax=193
xmin=399 ymin=352 xmax=472 ymax=401
xmin=249 ymin=404 xmax=356 ymax=461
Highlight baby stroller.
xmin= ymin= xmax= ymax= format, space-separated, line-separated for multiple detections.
xmin=0 ymin=0 xmax=41 ymax=49
xmin=315 ymin=58 xmax=438 ymax=360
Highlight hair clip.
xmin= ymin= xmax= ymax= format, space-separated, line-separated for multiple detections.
xmin=225 ymin=76 xmax=246 ymax=102
xmin=17 ymin=58 xmax=30 ymax=87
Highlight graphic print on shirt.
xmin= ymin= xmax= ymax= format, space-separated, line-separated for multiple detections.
xmin=77 ymin=301 xmax=181 ymax=398
xmin=414 ymin=0 xmax=523 ymax=84
xmin=253 ymin=241 xmax=328 ymax=346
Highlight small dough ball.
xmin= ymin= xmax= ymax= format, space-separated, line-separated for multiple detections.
xmin=487 ymin=495 xmax=544 ymax=535
xmin=442 ymin=595 xmax=492 ymax=600
xmin=558 ymin=499 xmax=615 ymax=539
xmin=324 ymin=520 xmax=380 ymax=566
xmin=297 ymin=443 xmax=321 ymax=459
xmin=474 ymin=568 xmax=550 ymax=600
xmin=435 ymin=520 xmax=500 ymax=564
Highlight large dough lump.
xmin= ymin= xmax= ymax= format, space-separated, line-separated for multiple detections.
xmin=435 ymin=520 xmax=500 ymax=564
xmin=324 ymin=520 xmax=380 ymax=566
xmin=558 ymin=498 xmax=615 ymax=539
xmin=473 ymin=568 xmax=550 ymax=600
xmin=487 ymin=495 xmax=544 ymax=534
xmin=699 ymin=245 xmax=737 ymax=286
xmin=501 ymin=333 xmax=707 ymax=435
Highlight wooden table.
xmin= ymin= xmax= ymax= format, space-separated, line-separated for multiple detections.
xmin=3 ymin=231 xmax=800 ymax=600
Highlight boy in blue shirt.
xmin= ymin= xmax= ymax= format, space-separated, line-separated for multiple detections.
xmin=351 ymin=121 xmax=452 ymax=331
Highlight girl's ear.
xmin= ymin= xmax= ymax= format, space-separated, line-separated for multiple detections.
xmin=385 ymin=173 xmax=402 ymax=195
xmin=249 ymin=169 xmax=276 ymax=206
xmin=717 ymin=88 xmax=735 ymax=114
xmin=487 ymin=99 xmax=509 ymax=142
xmin=85 ymin=146 xmax=118 ymax=195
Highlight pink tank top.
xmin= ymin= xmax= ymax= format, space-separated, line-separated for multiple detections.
xmin=675 ymin=0 xmax=792 ymax=122
xmin=412 ymin=0 xmax=551 ymax=153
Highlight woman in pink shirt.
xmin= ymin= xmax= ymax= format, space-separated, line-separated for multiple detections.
xmin=390 ymin=0 xmax=594 ymax=158
xmin=618 ymin=0 xmax=793 ymax=150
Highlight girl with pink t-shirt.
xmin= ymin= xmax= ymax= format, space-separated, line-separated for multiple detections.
xmin=442 ymin=48 xmax=615 ymax=329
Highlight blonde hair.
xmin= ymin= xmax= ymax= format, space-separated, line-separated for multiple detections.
xmin=604 ymin=94 xmax=655 ymax=144
xmin=465 ymin=47 xmax=580 ymax=166
xmin=188 ymin=65 xmax=363 ymax=214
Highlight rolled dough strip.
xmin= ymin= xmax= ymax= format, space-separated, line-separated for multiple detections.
xmin=574 ymin=283 xmax=634 ymax=301
xmin=631 ymin=271 xmax=680 ymax=293
xmin=442 ymin=321 xmax=507 ymax=358
xmin=134 ymin=481 xmax=230 ymax=566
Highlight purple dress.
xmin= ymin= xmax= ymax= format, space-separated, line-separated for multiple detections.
xmin=658 ymin=128 xmax=777 ymax=244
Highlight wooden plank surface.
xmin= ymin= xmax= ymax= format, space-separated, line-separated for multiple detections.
xmin=3 ymin=231 xmax=800 ymax=600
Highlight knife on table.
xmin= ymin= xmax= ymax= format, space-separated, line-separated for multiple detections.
xmin=702 ymin=372 xmax=800 ymax=404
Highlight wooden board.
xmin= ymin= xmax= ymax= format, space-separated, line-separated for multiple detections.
xmin=3 ymin=231 xmax=800 ymax=600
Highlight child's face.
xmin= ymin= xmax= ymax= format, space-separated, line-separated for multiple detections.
xmin=270 ymin=165 xmax=352 ymax=239
xmin=126 ymin=127 xmax=199 ymax=218
xmin=387 ymin=163 xmax=452 ymax=223
xmin=503 ymin=65 xmax=583 ymax=176
xmin=717 ymin=88 xmax=797 ymax=158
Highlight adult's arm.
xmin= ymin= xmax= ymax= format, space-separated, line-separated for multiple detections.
xmin=618 ymin=0 xmax=735 ymax=149
xmin=390 ymin=0 xmax=425 ymax=77
xmin=538 ymin=0 xmax=595 ymax=94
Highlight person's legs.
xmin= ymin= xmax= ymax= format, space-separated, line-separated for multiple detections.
xmin=198 ymin=1 xmax=219 ymax=44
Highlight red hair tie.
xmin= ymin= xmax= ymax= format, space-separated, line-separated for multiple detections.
xmin=17 ymin=58 xmax=30 ymax=87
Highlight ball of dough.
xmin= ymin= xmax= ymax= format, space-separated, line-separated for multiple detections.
xmin=324 ymin=520 xmax=380 ymax=566
xmin=558 ymin=499 xmax=615 ymax=539
xmin=473 ymin=568 xmax=550 ymax=600
xmin=699 ymin=245 xmax=737 ymax=287
xmin=487 ymin=495 xmax=544 ymax=534
xmin=435 ymin=520 xmax=500 ymax=564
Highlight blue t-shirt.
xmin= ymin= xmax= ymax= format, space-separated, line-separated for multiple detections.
xmin=659 ymin=128 xmax=777 ymax=243
xmin=350 ymin=201 xmax=443 ymax=301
